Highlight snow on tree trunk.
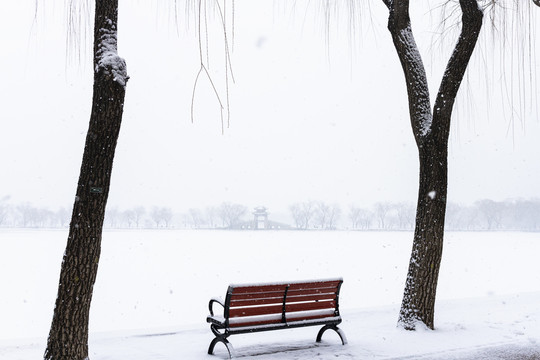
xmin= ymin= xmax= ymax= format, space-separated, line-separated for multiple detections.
xmin=383 ymin=0 xmax=483 ymax=330
xmin=45 ymin=1 xmax=127 ymax=359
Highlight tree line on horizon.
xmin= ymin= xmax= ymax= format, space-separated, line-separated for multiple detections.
xmin=1 ymin=197 xmax=539 ymax=232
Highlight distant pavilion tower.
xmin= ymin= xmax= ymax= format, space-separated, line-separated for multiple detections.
xmin=253 ymin=206 xmax=269 ymax=230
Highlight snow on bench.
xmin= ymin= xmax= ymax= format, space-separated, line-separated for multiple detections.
xmin=206 ymin=278 xmax=347 ymax=358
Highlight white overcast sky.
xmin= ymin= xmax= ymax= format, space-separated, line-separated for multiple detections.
xmin=1 ymin=0 xmax=539 ymax=214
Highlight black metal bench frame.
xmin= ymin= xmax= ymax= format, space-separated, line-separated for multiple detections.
xmin=206 ymin=278 xmax=347 ymax=358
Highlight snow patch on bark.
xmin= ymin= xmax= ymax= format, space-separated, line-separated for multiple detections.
xmin=95 ymin=20 xmax=128 ymax=87
xmin=398 ymin=27 xmax=432 ymax=137
xmin=419 ymin=112 xmax=433 ymax=137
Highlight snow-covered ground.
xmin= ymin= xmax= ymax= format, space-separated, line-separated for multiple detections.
xmin=1 ymin=229 xmax=539 ymax=359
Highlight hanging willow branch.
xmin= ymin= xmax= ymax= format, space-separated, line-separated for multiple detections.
xmin=190 ymin=0 xmax=235 ymax=134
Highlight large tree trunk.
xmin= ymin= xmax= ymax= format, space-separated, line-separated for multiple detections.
xmin=45 ymin=1 xmax=127 ymax=359
xmin=382 ymin=0 xmax=483 ymax=330
xmin=398 ymin=137 xmax=448 ymax=329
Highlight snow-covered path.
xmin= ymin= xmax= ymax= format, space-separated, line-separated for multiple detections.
xmin=398 ymin=343 xmax=540 ymax=360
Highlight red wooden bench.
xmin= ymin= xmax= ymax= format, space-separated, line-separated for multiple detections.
xmin=206 ymin=278 xmax=346 ymax=358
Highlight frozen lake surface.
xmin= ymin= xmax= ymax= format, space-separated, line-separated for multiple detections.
xmin=1 ymin=229 xmax=539 ymax=359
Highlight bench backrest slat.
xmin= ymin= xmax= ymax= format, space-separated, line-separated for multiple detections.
xmin=231 ymin=284 xmax=288 ymax=294
xmin=287 ymin=280 xmax=342 ymax=291
xmin=287 ymin=286 xmax=338 ymax=296
xmin=230 ymin=296 xmax=284 ymax=307
xmin=285 ymin=293 xmax=337 ymax=303
xmin=229 ymin=304 xmax=283 ymax=318
xmin=224 ymin=279 xmax=342 ymax=328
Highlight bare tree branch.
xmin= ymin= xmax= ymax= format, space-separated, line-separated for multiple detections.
xmin=432 ymin=0 xmax=483 ymax=140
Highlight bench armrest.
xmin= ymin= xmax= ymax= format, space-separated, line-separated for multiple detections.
xmin=208 ymin=297 xmax=225 ymax=316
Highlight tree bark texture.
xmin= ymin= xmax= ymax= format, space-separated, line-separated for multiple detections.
xmin=383 ymin=0 xmax=483 ymax=330
xmin=45 ymin=1 xmax=127 ymax=359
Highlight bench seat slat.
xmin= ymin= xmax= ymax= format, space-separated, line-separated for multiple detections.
xmin=228 ymin=315 xmax=342 ymax=333
xmin=209 ymin=312 xmax=340 ymax=329
xmin=227 ymin=310 xmax=338 ymax=329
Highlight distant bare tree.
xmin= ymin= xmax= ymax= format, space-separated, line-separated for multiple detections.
xmin=122 ymin=209 xmax=135 ymax=228
xmin=445 ymin=202 xmax=465 ymax=230
xmin=374 ymin=202 xmax=392 ymax=230
xmin=475 ymin=199 xmax=505 ymax=230
xmin=37 ymin=208 xmax=55 ymax=227
xmin=289 ymin=203 xmax=303 ymax=229
xmin=348 ymin=206 xmax=362 ymax=229
xmin=17 ymin=203 xmax=36 ymax=227
xmin=205 ymin=206 xmax=218 ymax=228
xmin=0 ymin=196 xmax=9 ymax=226
xmin=314 ymin=202 xmax=341 ymax=229
xmin=151 ymin=207 xmax=163 ymax=228
xmin=349 ymin=206 xmax=373 ymax=230
xmin=218 ymin=202 xmax=247 ymax=228
xmin=327 ymin=204 xmax=341 ymax=230
xmin=511 ymin=199 xmax=540 ymax=231
xmin=151 ymin=207 xmax=174 ymax=228
xmin=188 ymin=208 xmax=204 ymax=228
xmin=105 ymin=207 xmax=120 ymax=228
xmin=55 ymin=207 xmax=70 ymax=228
xmin=395 ymin=202 xmax=415 ymax=230
xmin=314 ymin=202 xmax=331 ymax=229
xmin=463 ymin=206 xmax=481 ymax=230
xmin=133 ymin=206 xmax=146 ymax=228
xmin=289 ymin=201 xmax=315 ymax=229
xmin=161 ymin=207 xmax=173 ymax=228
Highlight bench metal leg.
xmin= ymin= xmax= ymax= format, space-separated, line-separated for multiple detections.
xmin=316 ymin=324 xmax=348 ymax=345
xmin=208 ymin=336 xmax=235 ymax=359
